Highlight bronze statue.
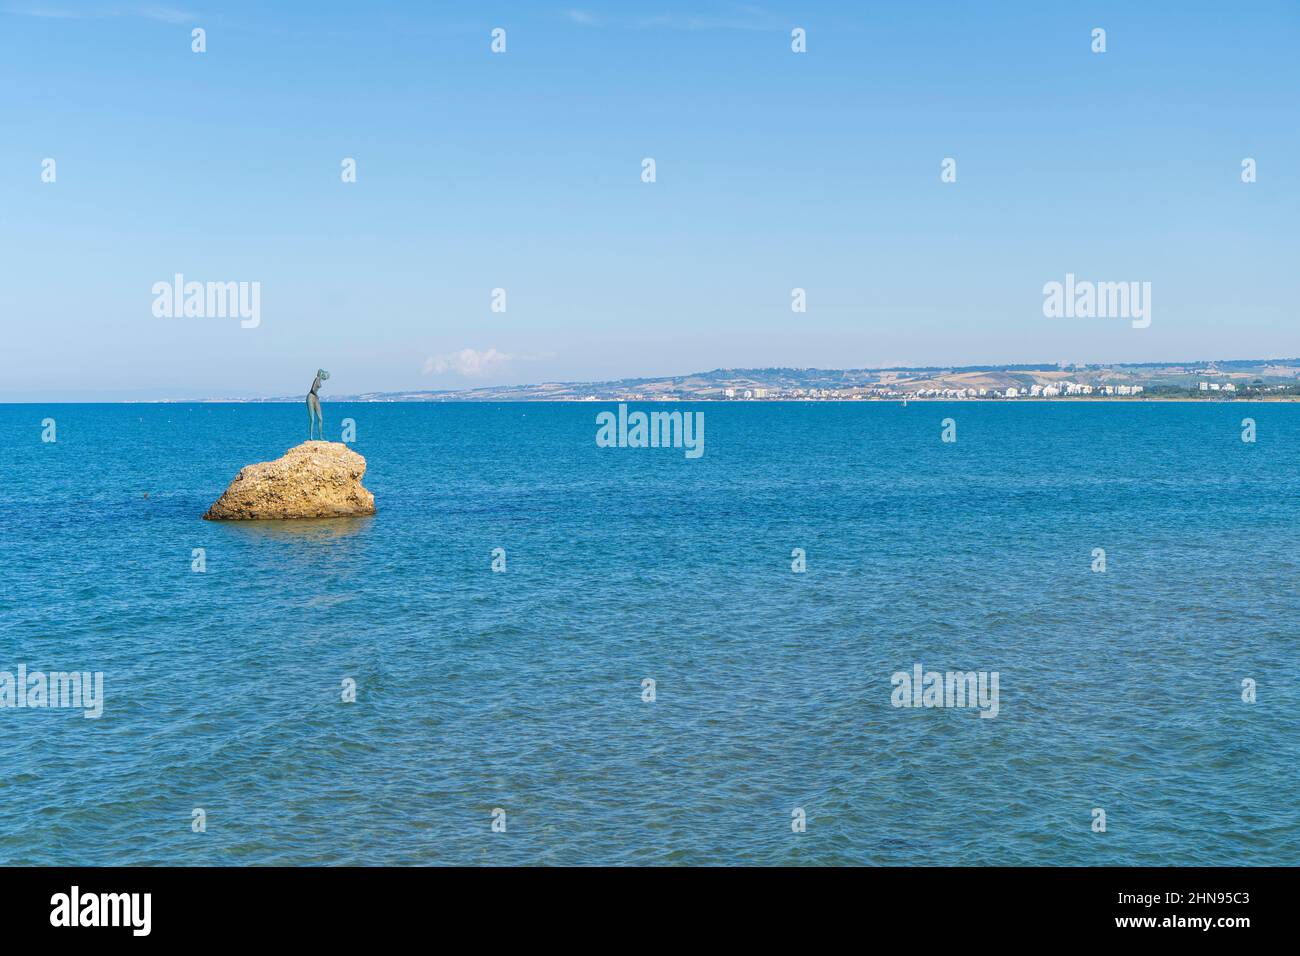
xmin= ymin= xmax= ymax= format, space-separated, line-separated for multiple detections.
xmin=307 ymin=369 xmax=329 ymax=439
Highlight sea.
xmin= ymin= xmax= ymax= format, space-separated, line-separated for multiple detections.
xmin=0 ymin=401 xmax=1296 ymax=865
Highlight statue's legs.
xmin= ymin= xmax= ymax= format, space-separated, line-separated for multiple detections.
xmin=307 ymin=396 xmax=322 ymax=439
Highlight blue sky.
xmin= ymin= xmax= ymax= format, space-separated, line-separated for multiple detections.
xmin=1 ymin=0 xmax=1296 ymax=399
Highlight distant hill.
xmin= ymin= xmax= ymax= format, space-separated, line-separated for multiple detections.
xmin=234 ymin=358 xmax=1300 ymax=402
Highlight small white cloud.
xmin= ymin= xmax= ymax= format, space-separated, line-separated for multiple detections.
xmin=134 ymin=4 xmax=195 ymax=24
xmin=564 ymin=8 xmax=596 ymax=25
xmin=422 ymin=348 xmax=515 ymax=377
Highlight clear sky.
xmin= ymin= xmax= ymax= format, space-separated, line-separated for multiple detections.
xmin=1 ymin=1 xmax=1296 ymax=399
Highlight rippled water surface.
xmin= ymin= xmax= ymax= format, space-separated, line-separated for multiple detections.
xmin=1 ymin=402 xmax=1296 ymax=865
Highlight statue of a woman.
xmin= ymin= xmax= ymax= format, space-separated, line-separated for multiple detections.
xmin=307 ymin=369 xmax=329 ymax=439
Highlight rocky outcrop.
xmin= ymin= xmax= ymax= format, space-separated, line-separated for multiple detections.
xmin=204 ymin=441 xmax=376 ymax=520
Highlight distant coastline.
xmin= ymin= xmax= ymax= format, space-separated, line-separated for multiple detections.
xmin=9 ymin=358 xmax=1300 ymax=404
xmin=172 ymin=395 xmax=1300 ymax=404
xmin=204 ymin=357 xmax=1300 ymax=404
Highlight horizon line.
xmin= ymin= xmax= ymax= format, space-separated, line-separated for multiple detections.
xmin=3 ymin=354 xmax=1299 ymax=404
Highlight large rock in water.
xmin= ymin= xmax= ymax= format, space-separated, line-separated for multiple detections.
xmin=204 ymin=441 xmax=376 ymax=520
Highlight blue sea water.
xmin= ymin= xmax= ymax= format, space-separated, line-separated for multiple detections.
xmin=0 ymin=401 xmax=1296 ymax=866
